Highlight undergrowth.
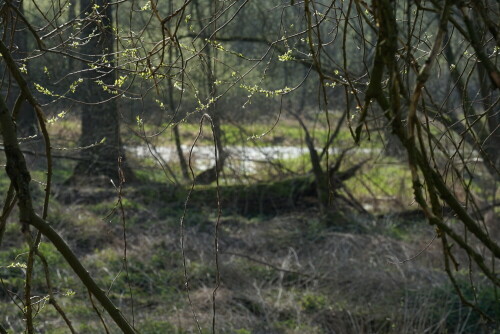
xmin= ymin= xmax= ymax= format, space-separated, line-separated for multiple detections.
xmin=1 ymin=121 xmax=498 ymax=333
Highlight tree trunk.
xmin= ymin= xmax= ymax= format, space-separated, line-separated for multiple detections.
xmin=173 ymin=124 xmax=189 ymax=180
xmin=477 ymin=63 xmax=500 ymax=176
xmin=4 ymin=0 xmax=38 ymax=138
xmin=166 ymin=37 xmax=189 ymax=180
xmin=71 ymin=0 xmax=133 ymax=184
xmin=193 ymin=0 xmax=226 ymax=184
xmin=207 ymin=0 xmax=226 ymax=172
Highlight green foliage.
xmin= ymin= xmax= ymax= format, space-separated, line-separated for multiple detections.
xmin=301 ymin=293 xmax=327 ymax=313
xmin=0 ymin=247 xmax=28 ymax=290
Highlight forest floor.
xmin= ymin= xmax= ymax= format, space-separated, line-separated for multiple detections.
xmin=0 ymin=118 xmax=498 ymax=333
xmin=0 ymin=177 xmax=495 ymax=334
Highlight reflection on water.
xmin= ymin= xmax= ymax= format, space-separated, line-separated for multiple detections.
xmin=127 ymin=145 xmax=376 ymax=174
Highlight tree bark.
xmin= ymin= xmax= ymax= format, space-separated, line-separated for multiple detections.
xmin=71 ymin=0 xmax=134 ymax=184
xmin=4 ymin=0 xmax=38 ymax=137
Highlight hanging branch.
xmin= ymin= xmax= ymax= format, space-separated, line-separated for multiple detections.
xmin=0 ymin=95 xmax=137 ymax=334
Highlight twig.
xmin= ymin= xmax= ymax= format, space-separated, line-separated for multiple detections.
xmin=388 ymin=234 xmax=437 ymax=265
xmin=37 ymin=251 xmax=76 ymax=334
xmin=179 ymin=115 xmax=206 ymax=334
xmin=89 ymin=291 xmax=110 ymax=334
xmin=222 ymin=251 xmax=314 ymax=279
xmin=116 ymin=156 xmax=135 ymax=327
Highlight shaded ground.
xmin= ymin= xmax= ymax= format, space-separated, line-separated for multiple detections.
xmin=1 ymin=179 xmax=495 ymax=334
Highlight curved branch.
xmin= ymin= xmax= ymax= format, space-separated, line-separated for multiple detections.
xmin=0 ymin=95 xmax=137 ymax=334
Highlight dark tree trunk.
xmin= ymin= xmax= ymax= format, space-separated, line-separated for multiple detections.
xmin=207 ymin=0 xmax=226 ymax=172
xmin=477 ymin=63 xmax=500 ymax=176
xmin=173 ymin=123 xmax=189 ymax=180
xmin=4 ymin=0 xmax=38 ymax=138
xmin=192 ymin=0 xmax=226 ymax=184
xmin=167 ymin=37 xmax=189 ymax=180
xmin=71 ymin=0 xmax=133 ymax=184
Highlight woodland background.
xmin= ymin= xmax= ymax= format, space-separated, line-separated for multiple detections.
xmin=1 ymin=0 xmax=500 ymax=333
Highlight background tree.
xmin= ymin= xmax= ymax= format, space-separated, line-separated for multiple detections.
xmin=71 ymin=0 xmax=133 ymax=183
xmin=1 ymin=0 xmax=37 ymax=137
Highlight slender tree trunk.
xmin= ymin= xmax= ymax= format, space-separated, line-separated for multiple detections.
xmin=472 ymin=7 xmax=500 ymax=176
xmin=477 ymin=63 xmax=500 ymax=175
xmin=290 ymin=111 xmax=329 ymax=211
xmin=207 ymin=0 xmax=225 ymax=172
xmin=166 ymin=37 xmax=189 ymax=180
xmin=192 ymin=0 xmax=225 ymax=184
xmin=173 ymin=124 xmax=189 ymax=180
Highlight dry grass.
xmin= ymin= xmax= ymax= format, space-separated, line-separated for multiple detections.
xmin=1 ymin=183 xmax=491 ymax=333
xmin=107 ymin=209 xmax=477 ymax=333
